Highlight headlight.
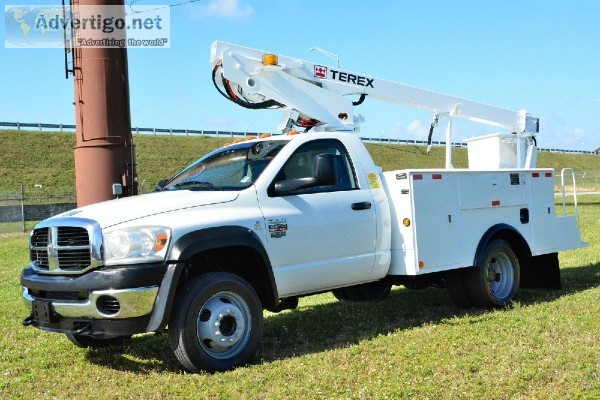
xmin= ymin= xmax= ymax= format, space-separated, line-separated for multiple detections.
xmin=103 ymin=226 xmax=170 ymax=266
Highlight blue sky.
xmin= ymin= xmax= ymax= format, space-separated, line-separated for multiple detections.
xmin=1 ymin=0 xmax=599 ymax=150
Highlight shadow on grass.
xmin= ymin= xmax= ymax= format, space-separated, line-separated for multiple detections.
xmin=85 ymin=262 xmax=599 ymax=373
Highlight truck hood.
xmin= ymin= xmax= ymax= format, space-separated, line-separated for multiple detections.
xmin=52 ymin=191 xmax=239 ymax=228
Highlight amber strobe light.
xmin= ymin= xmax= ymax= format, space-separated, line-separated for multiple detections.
xmin=263 ymin=53 xmax=278 ymax=66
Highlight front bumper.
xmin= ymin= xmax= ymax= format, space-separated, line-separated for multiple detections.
xmin=21 ymin=263 xmax=168 ymax=337
xmin=22 ymin=286 xmax=159 ymax=319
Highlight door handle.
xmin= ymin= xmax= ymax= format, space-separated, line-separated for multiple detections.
xmin=351 ymin=202 xmax=372 ymax=210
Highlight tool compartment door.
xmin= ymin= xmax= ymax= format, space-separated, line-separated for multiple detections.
xmin=411 ymin=172 xmax=462 ymax=273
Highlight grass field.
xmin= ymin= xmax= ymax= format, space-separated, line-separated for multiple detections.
xmin=0 ymin=195 xmax=598 ymax=399
xmin=2 ymin=130 xmax=600 ymax=194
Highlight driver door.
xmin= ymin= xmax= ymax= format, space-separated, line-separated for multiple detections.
xmin=258 ymin=139 xmax=377 ymax=297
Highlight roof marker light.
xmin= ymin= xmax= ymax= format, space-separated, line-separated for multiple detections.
xmin=263 ymin=53 xmax=278 ymax=66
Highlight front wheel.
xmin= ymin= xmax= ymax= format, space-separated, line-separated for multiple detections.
xmin=168 ymin=272 xmax=263 ymax=372
xmin=466 ymin=239 xmax=520 ymax=307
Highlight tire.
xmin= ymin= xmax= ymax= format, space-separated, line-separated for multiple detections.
xmin=65 ymin=334 xmax=131 ymax=348
xmin=446 ymin=268 xmax=473 ymax=308
xmin=333 ymin=281 xmax=392 ymax=301
xmin=331 ymin=288 xmax=351 ymax=301
xmin=168 ymin=272 xmax=263 ymax=372
xmin=466 ymin=239 xmax=520 ymax=307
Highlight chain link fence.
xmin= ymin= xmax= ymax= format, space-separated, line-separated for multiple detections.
xmin=554 ymin=170 xmax=600 ymax=194
xmin=0 ymin=187 xmax=76 ymax=234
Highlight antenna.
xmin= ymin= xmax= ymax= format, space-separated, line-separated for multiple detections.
xmin=309 ymin=47 xmax=340 ymax=68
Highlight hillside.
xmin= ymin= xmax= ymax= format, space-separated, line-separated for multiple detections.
xmin=1 ymin=129 xmax=599 ymax=194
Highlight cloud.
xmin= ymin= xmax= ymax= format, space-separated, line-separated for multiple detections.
xmin=191 ymin=0 xmax=255 ymax=21
xmin=406 ymin=119 xmax=429 ymax=139
xmin=541 ymin=114 xmax=593 ymax=151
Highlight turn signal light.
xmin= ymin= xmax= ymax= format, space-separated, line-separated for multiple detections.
xmin=403 ymin=218 xmax=411 ymax=227
xmin=263 ymin=53 xmax=278 ymax=66
xmin=154 ymin=233 xmax=169 ymax=251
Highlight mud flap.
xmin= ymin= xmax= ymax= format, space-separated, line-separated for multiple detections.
xmin=520 ymin=252 xmax=561 ymax=290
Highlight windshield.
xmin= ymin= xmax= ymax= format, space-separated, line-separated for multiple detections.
xmin=162 ymin=140 xmax=287 ymax=191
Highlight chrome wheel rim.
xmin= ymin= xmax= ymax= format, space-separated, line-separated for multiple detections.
xmin=486 ymin=251 xmax=514 ymax=300
xmin=196 ymin=291 xmax=251 ymax=359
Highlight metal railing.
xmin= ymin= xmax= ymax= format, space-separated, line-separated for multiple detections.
xmin=1 ymin=121 xmax=598 ymax=155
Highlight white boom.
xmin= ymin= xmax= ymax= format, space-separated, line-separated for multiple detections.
xmin=210 ymin=41 xmax=540 ymax=168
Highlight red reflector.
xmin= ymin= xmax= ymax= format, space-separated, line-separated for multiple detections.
xmin=492 ymin=200 xmax=501 ymax=206
xmin=545 ymin=172 xmax=552 ymax=178
xmin=413 ymin=174 xmax=423 ymax=180
xmin=532 ymin=173 xmax=540 ymax=178
xmin=432 ymin=174 xmax=442 ymax=180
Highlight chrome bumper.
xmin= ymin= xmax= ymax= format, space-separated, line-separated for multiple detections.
xmin=22 ymin=286 xmax=159 ymax=319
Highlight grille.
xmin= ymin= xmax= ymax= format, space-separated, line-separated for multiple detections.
xmin=30 ymin=226 xmax=93 ymax=274
xmin=31 ymin=228 xmax=48 ymax=247
xmin=57 ymin=248 xmax=91 ymax=270
xmin=57 ymin=227 xmax=89 ymax=246
xmin=29 ymin=289 xmax=88 ymax=301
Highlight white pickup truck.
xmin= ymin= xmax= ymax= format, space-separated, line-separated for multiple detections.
xmin=20 ymin=42 xmax=586 ymax=372
xmin=21 ymin=131 xmax=585 ymax=372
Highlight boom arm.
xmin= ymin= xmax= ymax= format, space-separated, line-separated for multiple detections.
xmin=210 ymin=40 xmax=539 ymax=135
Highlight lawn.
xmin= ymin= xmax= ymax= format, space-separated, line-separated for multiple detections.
xmin=0 ymin=196 xmax=598 ymax=399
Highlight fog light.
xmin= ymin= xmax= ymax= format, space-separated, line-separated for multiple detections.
xmin=97 ymin=295 xmax=120 ymax=316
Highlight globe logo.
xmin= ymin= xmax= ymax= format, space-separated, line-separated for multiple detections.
xmin=5 ymin=6 xmax=67 ymax=48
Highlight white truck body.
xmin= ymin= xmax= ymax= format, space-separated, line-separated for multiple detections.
xmin=384 ymin=168 xmax=583 ymax=276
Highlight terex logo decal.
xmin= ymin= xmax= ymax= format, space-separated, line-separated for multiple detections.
xmin=314 ymin=65 xmax=327 ymax=79
xmin=331 ymin=69 xmax=374 ymax=88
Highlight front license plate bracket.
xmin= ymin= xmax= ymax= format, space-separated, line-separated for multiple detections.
xmin=32 ymin=300 xmax=57 ymax=324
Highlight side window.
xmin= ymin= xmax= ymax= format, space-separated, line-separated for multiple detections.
xmin=272 ymin=139 xmax=358 ymax=195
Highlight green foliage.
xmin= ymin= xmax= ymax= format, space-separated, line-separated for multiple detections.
xmin=2 ymin=130 xmax=600 ymax=194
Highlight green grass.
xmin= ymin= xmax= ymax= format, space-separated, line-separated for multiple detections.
xmin=2 ymin=130 xmax=600 ymax=194
xmin=1 ymin=196 xmax=598 ymax=399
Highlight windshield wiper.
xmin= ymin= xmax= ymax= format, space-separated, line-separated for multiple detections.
xmin=172 ymin=180 xmax=224 ymax=191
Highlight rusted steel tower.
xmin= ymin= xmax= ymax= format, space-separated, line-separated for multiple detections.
xmin=71 ymin=0 xmax=137 ymax=207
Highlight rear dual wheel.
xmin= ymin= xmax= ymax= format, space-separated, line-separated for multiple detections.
xmin=447 ymin=239 xmax=520 ymax=308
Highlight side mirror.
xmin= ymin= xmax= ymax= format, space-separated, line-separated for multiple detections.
xmin=274 ymin=177 xmax=319 ymax=195
xmin=273 ymin=153 xmax=337 ymax=195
